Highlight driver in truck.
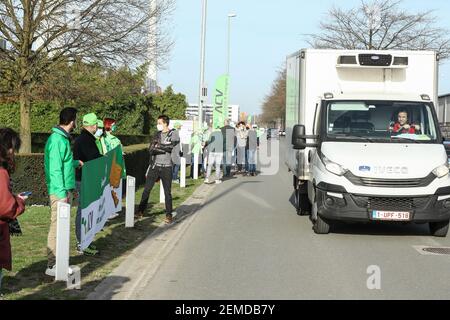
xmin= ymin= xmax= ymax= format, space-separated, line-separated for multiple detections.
xmin=391 ymin=109 xmax=421 ymax=134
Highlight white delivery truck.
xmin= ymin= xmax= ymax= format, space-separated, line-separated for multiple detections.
xmin=286 ymin=49 xmax=450 ymax=237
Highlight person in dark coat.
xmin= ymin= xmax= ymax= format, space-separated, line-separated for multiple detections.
xmin=0 ymin=128 xmax=26 ymax=292
xmin=73 ymin=113 xmax=102 ymax=256
xmin=221 ymin=119 xmax=236 ymax=178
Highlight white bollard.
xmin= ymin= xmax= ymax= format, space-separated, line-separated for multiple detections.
xmin=55 ymin=201 xmax=71 ymax=281
xmin=193 ymin=153 xmax=199 ymax=180
xmin=180 ymin=157 xmax=186 ymax=188
xmin=126 ymin=176 xmax=136 ymax=228
xmin=160 ymin=181 xmax=165 ymax=203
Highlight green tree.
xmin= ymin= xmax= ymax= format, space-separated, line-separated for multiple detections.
xmin=151 ymin=86 xmax=188 ymax=122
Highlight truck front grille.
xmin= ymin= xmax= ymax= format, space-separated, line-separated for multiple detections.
xmin=352 ymin=196 xmax=430 ymax=210
xmin=345 ymin=172 xmax=435 ymax=188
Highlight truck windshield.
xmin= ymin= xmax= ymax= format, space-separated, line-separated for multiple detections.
xmin=325 ymin=101 xmax=439 ymax=143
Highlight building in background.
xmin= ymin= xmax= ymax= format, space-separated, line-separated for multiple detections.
xmin=186 ymin=104 xmax=240 ymax=125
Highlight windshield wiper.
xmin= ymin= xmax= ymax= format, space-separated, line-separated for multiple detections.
xmin=332 ymin=134 xmax=376 ymax=143
xmin=390 ymin=136 xmax=420 ymax=144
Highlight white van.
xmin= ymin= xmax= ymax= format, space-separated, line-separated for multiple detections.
xmin=285 ymin=49 xmax=450 ymax=237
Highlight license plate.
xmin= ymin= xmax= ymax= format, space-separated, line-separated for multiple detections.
xmin=371 ymin=210 xmax=411 ymax=221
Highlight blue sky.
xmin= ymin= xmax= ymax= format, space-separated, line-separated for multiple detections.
xmin=159 ymin=0 xmax=450 ymax=116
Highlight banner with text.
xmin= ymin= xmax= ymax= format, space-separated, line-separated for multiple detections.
xmin=212 ymin=74 xmax=230 ymax=130
xmin=80 ymin=146 xmax=125 ymax=250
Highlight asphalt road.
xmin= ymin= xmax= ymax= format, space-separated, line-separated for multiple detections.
xmin=134 ymin=137 xmax=450 ymax=300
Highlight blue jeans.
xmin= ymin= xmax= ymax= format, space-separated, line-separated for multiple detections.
xmin=247 ymin=150 xmax=256 ymax=173
xmin=172 ymin=164 xmax=180 ymax=181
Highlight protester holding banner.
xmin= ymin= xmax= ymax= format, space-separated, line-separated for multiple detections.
xmin=44 ymin=107 xmax=83 ymax=276
xmin=137 ymin=115 xmax=180 ymax=224
xmin=73 ymin=113 xmax=102 ymax=256
xmin=0 ymin=128 xmax=26 ymax=292
xmin=103 ymin=118 xmax=123 ymax=153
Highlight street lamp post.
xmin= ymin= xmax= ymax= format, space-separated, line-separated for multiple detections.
xmin=198 ymin=0 xmax=208 ymax=129
xmin=227 ymin=13 xmax=237 ymax=76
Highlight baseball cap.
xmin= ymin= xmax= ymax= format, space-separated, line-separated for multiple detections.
xmin=83 ymin=113 xmax=98 ymax=126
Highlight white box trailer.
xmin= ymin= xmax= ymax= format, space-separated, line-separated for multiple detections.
xmin=285 ymin=49 xmax=450 ymax=236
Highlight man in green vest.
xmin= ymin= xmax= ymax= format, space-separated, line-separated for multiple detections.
xmin=44 ymin=107 xmax=83 ymax=277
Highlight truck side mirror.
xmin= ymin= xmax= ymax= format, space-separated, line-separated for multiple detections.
xmin=292 ymin=125 xmax=306 ymax=150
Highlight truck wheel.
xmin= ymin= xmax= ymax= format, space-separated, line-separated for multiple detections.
xmin=429 ymin=220 xmax=449 ymax=237
xmin=313 ymin=215 xmax=331 ymax=234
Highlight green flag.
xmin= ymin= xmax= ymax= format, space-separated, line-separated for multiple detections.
xmin=212 ymin=74 xmax=230 ymax=130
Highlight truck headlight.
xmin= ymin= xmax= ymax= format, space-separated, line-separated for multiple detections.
xmin=322 ymin=156 xmax=348 ymax=176
xmin=432 ymin=164 xmax=450 ymax=178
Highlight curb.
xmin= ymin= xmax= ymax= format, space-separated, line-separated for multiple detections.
xmin=86 ymin=182 xmax=215 ymax=300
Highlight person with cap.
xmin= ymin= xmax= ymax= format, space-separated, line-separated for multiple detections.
xmin=73 ymin=113 xmax=102 ymax=256
xmin=95 ymin=119 xmax=108 ymax=155
xmin=172 ymin=122 xmax=183 ymax=184
xmin=44 ymin=107 xmax=83 ymax=276
xmin=103 ymin=118 xmax=123 ymax=152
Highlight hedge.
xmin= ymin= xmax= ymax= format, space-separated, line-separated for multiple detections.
xmin=12 ymin=144 xmax=150 ymax=205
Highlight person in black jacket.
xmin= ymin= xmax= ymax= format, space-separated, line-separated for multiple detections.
xmin=137 ymin=115 xmax=180 ymax=224
xmin=73 ymin=113 xmax=102 ymax=256
xmin=221 ymin=119 xmax=236 ymax=178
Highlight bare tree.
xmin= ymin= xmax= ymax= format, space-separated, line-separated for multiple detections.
xmin=261 ymin=68 xmax=286 ymax=128
xmin=308 ymin=0 xmax=450 ymax=59
xmin=0 ymin=0 xmax=174 ymax=152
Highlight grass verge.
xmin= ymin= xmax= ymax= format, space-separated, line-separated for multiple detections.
xmin=1 ymin=178 xmax=203 ymax=300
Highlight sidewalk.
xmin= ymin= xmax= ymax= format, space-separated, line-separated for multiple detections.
xmin=87 ymin=183 xmax=216 ymax=300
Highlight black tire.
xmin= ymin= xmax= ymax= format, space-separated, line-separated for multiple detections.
xmin=429 ymin=220 xmax=449 ymax=237
xmin=313 ymin=215 xmax=331 ymax=234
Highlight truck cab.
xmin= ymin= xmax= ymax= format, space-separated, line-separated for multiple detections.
xmin=286 ymin=49 xmax=450 ymax=236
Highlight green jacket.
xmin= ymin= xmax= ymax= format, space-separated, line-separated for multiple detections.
xmin=96 ymin=136 xmax=108 ymax=155
xmin=44 ymin=127 xmax=80 ymax=199
xmin=190 ymin=133 xmax=202 ymax=154
xmin=104 ymin=132 xmax=122 ymax=152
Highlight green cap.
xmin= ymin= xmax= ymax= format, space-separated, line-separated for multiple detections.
xmin=174 ymin=122 xmax=182 ymax=129
xmin=97 ymin=120 xmax=104 ymax=128
xmin=83 ymin=113 xmax=98 ymax=126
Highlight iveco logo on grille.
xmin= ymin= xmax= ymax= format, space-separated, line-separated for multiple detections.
xmin=359 ymin=166 xmax=371 ymax=172
xmin=373 ymin=166 xmax=408 ymax=174
xmin=371 ymin=56 xmax=380 ymax=60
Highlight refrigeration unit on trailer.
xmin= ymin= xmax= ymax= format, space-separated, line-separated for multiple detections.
xmin=285 ymin=49 xmax=450 ymax=237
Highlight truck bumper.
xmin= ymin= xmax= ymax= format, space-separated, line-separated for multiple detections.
xmin=316 ymin=185 xmax=450 ymax=223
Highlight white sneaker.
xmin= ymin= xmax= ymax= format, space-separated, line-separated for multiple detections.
xmin=45 ymin=265 xmax=74 ymax=277
xmin=215 ymin=180 xmax=222 ymax=184
xmin=45 ymin=266 xmax=56 ymax=277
